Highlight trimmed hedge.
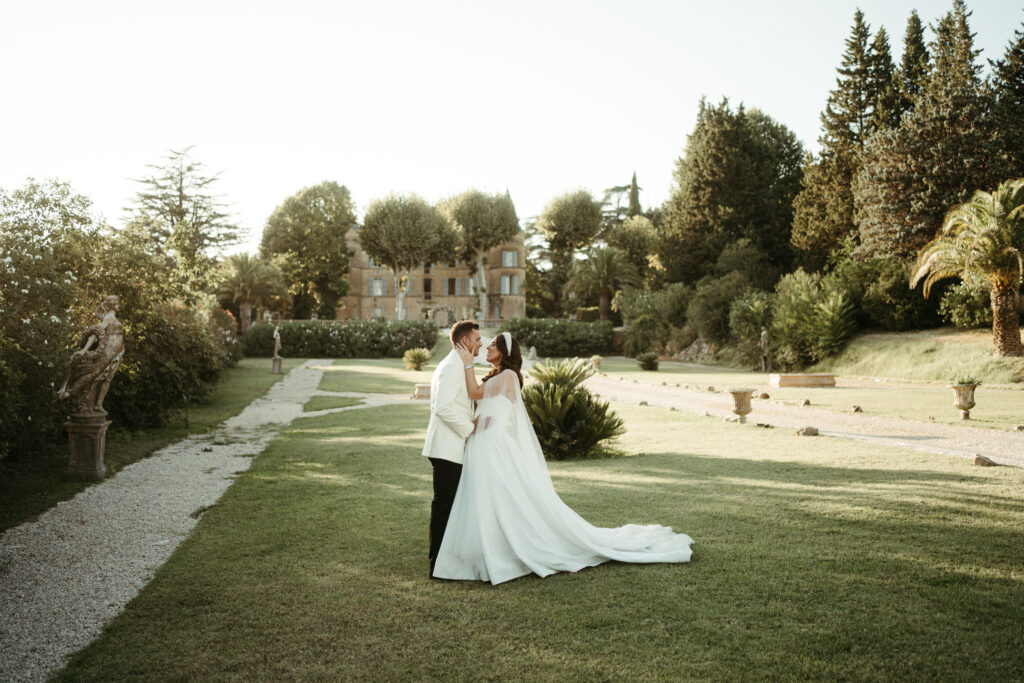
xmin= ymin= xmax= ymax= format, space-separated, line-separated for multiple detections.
xmin=241 ymin=319 xmax=439 ymax=358
xmin=502 ymin=318 xmax=613 ymax=357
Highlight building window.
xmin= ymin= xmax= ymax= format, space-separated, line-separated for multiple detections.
xmin=500 ymin=275 xmax=511 ymax=295
xmin=423 ymin=263 xmax=432 ymax=274
xmin=423 ymin=278 xmax=432 ymax=300
xmin=502 ymin=250 xmax=517 ymax=267
xmin=466 ymin=278 xmax=475 ymax=295
xmin=369 ymin=278 xmax=387 ymax=296
xmin=368 ymin=256 xmax=379 ymax=268
xmin=512 ymin=275 xmax=519 ymax=295
xmin=443 ymin=277 xmax=457 ymax=296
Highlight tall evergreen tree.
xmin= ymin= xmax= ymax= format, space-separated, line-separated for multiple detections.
xmin=989 ymin=16 xmax=1024 ymax=177
xmin=894 ymin=10 xmax=931 ymax=116
xmin=627 ymin=172 xmax=642 ymax=217
xmin=856 ymin=0 xmax=1011 ymax=256
xmin=790 ymin=10 xmax=893 ymax=270
xmin=657 ymin=98 xmax=803 ymax=283
xmin=870 ymin=28 xmax=902 ymax=130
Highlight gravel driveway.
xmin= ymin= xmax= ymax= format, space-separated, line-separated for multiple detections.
xmin=585 ymin=374 xmax=1024 ymax=468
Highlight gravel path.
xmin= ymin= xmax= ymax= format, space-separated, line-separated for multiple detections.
xmin=585 ymin=374 xmax=1024 ymax=468
xmin=0 ymin=361 xmax=412 ymax=683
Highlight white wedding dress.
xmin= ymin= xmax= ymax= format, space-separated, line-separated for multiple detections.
xmin=432 ymin=369 xmax=693 ymax=584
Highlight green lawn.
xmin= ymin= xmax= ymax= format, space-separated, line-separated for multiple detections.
xmin=302 ymin=396 xmax=364 ymax=412
xmin=58 ymin=396 xmax=1024 ymax=679
xmin=0 ymin=357 xmax=306 ymax=533
xmin=812 ymin=327 xmax=1024 ymax=385
xmin=598 ymin=357 xmax=1024 ymax=431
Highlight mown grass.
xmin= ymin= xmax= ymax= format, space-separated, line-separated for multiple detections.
xmin=319 ymin=358 xmax=434 ymax=394
xmin=302 ymin=396 xmax=364 ymax=412
xmin=58 ymin=399 xmax=1024 ymax=680
xmin=0 ymin=357 xmax=306 ymax=533
xmin=812 ymin=327 xmax=1024 ymax=385
xmin=598 ymin=357 xmax=1024 ymax=431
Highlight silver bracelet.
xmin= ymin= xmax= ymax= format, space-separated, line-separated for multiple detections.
xmin=464 ymin=365 xmax=474 ymax=370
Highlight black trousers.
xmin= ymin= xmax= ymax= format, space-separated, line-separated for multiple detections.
xmin=428 ymin=457 xmax=463 ymax=563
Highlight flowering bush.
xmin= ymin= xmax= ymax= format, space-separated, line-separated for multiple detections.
xmin=0 ymin=180 xmax=243 ymax=460
xmin=0 ymin=181 xmax=90 ymax=460
xmin=240 ymin=319 xmax=439 ymax=358
xmin=501 ymin=319 xmax=614 ymax=357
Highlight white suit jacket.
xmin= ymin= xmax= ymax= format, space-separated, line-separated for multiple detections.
xmin=421 ymin=349 xmax=475 ymax=464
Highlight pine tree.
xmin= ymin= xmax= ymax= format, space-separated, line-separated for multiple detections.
xmin=989 ymin=17 xmax=1024 ymax=177
xmin=856 ymin=0 xmax=1011 ymax=257
xmin=658 ymin=98 xmax=803 ymax=283
xmin=870 ymin=28 xmax=902 ymax=130
xmin=894 ymin=10 xmax=930 ymax=116
xmin=790 ymin=10 xmax=890 ymax=270
xmin=627 ymin=172 xmax=642 ymax=217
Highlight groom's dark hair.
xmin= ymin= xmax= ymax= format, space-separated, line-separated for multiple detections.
xmin=450 ymin=320 xmax=479 ymax=347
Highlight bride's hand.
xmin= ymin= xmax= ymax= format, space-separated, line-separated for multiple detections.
xmin=455 ymin=343 xmax=474 ymax=365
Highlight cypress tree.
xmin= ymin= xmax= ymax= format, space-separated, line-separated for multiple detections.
xmin=627 ymin=172 xmax=642 ymax=217
xmin=855 ymin=0 xmax=1010 ymax=257
xmin=989 ymin=17 xmax=1024 ymax=177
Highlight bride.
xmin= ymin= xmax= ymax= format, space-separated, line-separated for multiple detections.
xmin=432 ymin=332 xmax=693 ymax=584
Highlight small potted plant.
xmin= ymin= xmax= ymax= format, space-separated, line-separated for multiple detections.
xmin=590 ymin=355 xmax=602 ymax=372
xmin=949 ymin=372 xmax=980 ymax=420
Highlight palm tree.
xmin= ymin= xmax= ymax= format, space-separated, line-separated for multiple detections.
xmin=215 ymin=253 xmax=285 ymax=333
xmin=911 ymin=178 xmax=1024 ymax=357
xmin=564 ymin=247 xmax=641 ymax=321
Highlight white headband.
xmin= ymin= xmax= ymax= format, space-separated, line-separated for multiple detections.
xmin=501 ymin=332 xmax=512 ymax=353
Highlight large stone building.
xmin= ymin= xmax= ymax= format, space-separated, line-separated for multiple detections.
xmin=340 ymin=227 xmax=527 ymax=325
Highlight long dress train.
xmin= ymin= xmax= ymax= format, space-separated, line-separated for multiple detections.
xmin=433 ymin=369 xmax=693 ymax=585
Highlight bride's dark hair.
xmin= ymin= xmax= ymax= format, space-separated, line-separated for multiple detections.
xmin=482 ymin=333 xmax=524 ymax=389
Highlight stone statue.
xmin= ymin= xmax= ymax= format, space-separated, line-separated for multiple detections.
xmin=273 ymin=325 xmax=282 ymax=359
xmin=760 ymin=326 xmax=769 ymax=372
xmin=58 ymin=295 xmax=125 ymax=416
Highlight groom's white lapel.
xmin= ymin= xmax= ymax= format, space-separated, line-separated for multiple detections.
xmin=421 ymin=349 xmax=475 ymax=464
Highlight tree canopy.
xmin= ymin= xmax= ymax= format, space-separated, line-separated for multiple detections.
xmin=261 ymin=181 xmax=356 ymax=319
xmin=360 ymin=194 xmax=457 ymax=320
xmin=128 ymin=147 xmax=241 ymax=297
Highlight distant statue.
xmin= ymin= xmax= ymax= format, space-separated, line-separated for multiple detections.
xmin=263 ymin=310 xmax=272 ymax=324
xmin=760 ymin=326 xmax=769 ymax=372
xmin=273 ymin=325 xmax=282 ymax=359
xmin=58 ymin=295 xmax=125 ymax=416
xmin=527 ymin=346 xmax=538 ymax=361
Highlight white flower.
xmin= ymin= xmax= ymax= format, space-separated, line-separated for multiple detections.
xmin=51 ymin=315 xmax=61 ymax=323
xmin=22 ymin=318 xmax=30 ymax=324
xmin=21 ymin=289 xmax=28 ymax=294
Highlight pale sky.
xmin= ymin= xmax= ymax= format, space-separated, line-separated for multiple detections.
xmin=1 ymin=0 xmax=1019 ymax=255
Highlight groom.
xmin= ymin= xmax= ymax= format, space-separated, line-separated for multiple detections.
xmin=422 ymin=320 xmax=482 ymax=578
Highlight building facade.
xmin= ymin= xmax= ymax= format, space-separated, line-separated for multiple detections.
xmin=339 ymin=227 xmax=527 ymax=325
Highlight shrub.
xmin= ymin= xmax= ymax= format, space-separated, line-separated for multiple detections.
xmin=637 ymin=352 xmax=659 ymax=371
xmin=939 ymin=277 xmax=993 ymax=329
xmin=523 ymin=358 xmax=624 ymax=460
xmin=241 ymin=319 xmax=438 ymax=358
xmin=209 ymin=308 xmax=244 ymax=364
xmin=502 ymin=318 xmax=613 ymax=357
xmin=527 ymin=357 xmax=594 ymax=387
xmin=403 ymin=347 xmax=432 ymax=370
xmin=575 ymin=306 xmax=600 ymax=322
xmin=728 ymin=290 xmax=773 ymax=367
xmin=771 ymin=270 xmax=857 ymax=369
xmin=612 ymin=283 xmax=692 ymax=328
xmin=106 ymin=301 xmax=234 ymax=429
xmin=825 ymin=256 xmax=939 ymax=331
xmin=624 ymin=314 xmax=666 ymax=357
xmin=686 ymin=271 xmax=750 ymax=344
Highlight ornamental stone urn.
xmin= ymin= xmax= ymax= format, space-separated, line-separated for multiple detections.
xmin=57 ymin=295 xmax=124 ymax=479
xmin=951 ymin=383 xmax=979 ymax=420
xmin=728 ymin=388 xmax=755 ymax=424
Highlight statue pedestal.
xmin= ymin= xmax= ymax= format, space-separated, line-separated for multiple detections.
xmin=65 ymin=414 xmax=110 ymax=480
xmin=272 ymin=356 xmax=283 ymax=374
